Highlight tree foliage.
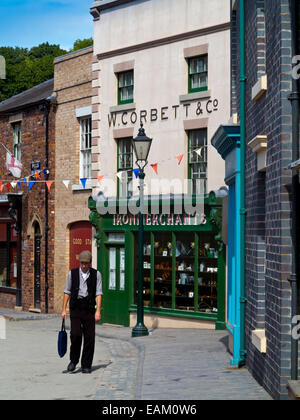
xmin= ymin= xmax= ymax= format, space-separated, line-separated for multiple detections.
xmin=0 ymin=38 xmax=93 ymax=102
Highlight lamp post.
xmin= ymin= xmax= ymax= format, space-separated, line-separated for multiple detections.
xmin=132 ymin=124 xmax=152 ymax=338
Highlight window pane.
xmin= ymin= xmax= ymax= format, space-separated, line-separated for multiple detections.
xmin=153 ymin=232 xmax=173 ymax=310
xmin=119 ymin=71 xmax=134 ymax=103
xmin=120 ymin=86 xmax=133 ymax=102
xmin=119 ymin=71 xmax=133 ymax=88
xmin=190 ymin=56 xmax=207 ymax=74
xmin=175 ymin=232 xmax=195 ymax=311
xmin=109 ymin=248 xmax=116 ymax=290
xmin=80 ymin=118 xmax=91 ymax=179
xmin=120 ymin=248 xmax=125 ymax=291
xmin=189 ymin=130 xmax=207 ymax=194
xmin=0 ymin=247 xmax=8 ymax=287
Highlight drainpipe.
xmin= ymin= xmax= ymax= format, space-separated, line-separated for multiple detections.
xmin=239 ymin=0 xmax=247 ymax=366
xmin=40 ymin=99 xmax=51 ymax=313
xmin=288 ymin=0 xmax=299 ymax=381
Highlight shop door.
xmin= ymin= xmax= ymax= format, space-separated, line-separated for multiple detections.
xmin=34 ymin=223 xmax=41 ymax=309
xmin=69 ymin=221 xmax=92 ymax=270
xmin=104 ymin=245 xmax=128 ymax=326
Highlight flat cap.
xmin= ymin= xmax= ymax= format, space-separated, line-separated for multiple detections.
xmin=79 ymin=250 xmax=92 ymax=263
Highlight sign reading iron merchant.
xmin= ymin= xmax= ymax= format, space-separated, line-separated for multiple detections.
xmin=113 ymin=213 xmax=207 ymax=226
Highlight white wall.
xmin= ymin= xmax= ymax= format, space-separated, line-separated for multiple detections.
xmin=93 ymin=0 xmax=231 ymax=197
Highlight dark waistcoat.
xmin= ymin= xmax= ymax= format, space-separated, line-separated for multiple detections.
xmin=69 ymin=268 xmax=97 ymax=311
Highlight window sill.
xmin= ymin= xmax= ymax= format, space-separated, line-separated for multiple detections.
xmin=251 ymin=75 xmax=267 ymax=101
xmin=109 ymin=103 xmax=136 ymax=113
xmin=179 ymin=90 xmax=211 ymax=102
xmin=72 ymin=180 xmax=92 ymax=192
xmin=0 ymin=286 xmax=17 ymax=295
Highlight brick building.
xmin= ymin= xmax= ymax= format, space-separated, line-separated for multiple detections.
xmin=0 ymin=80 xmax=56 ymax=312
xmin=213 ymin=0 xmax=300 ymax=400
xmin=52 ymin=47 xmax=94 ymax=313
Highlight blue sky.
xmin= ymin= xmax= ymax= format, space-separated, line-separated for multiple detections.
xmin=0 ymin=0 xmax=93 ymax=50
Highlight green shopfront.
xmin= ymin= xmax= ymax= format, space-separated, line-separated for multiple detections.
xmin=89 ymin=192 xmax=226 ymax=329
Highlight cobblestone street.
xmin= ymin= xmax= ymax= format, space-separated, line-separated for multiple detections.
xmin=0 ymin=312 xmax=272 ymax=401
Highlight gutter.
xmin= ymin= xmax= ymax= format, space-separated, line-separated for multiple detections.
xmin=239 ymin=0 xmax=247 ymax=366
xmin=40 ymin=97 xmax=54 ymax=313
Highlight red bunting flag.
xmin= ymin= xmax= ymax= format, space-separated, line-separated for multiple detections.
xmin=0 ymin=181 xmax=3 ymax=192
xmin=6 ymin=183 xmax=11 ymax=192
xmin=46 ymin=181 xmax=54 ymax=192
xmin=151 ymin=163 xmax=158 ymax=174
xmin=177 ymin=154 xmax=184 ymax=165
xmin=35 ymin=172 xmax=41 ymax=180
xmin=97 ymin=175 xmax=104 ymax=184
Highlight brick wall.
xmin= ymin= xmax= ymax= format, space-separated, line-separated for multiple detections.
xmin=0 ymin=104 xmax=56 ymax=312
xmin=53 ymin=47 xmax=93 ymax=313
xmin=233 ymin=0 xmax=297 ymax=400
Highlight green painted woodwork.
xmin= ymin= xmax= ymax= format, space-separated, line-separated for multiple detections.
xmin=89 ymin=194 xmax=226 ymax=328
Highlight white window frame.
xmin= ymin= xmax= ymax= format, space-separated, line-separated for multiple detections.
xmin=12 ymin=122 xmax=22 ymax=161
xmin=79 ymin=117 xmax=92 ymax=180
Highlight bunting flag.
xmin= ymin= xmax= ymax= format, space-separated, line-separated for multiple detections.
xmin=10 ymin=181 xmax=17 ymax=189
xmin=80 ymin=178 xmax=87 ymax=189
xmin=133 ymin=168 xmax=140 ymax=179
xmin=151 ymin=163 xmax=158 ymax=175
xmin=46 ymin=181 xmax=54 ymax=192
xmin=23 ymin=177 xmax=27 ymax=185
xmin=6 ymin=152 xmax=22 ymax=178
xmin=194 ymin=147 xmax=204 ymax=158
xmin=97 ymin=175 xmax=104 ymax=185
xmin=6 ymin=183 xmax=11 ymax=192
xmin=63 ymin=180 xmax=70 ymax=189
xmin=17 ymin=181 xmax=21 ymax=188
xmin=177 ymin=154 xmax=184 ymax=165
xmin=116 ymin=171 xmax=124 ymax=180
xmin=35 ymin=172 xmax=41 ymax=180
xmin=0 ymin=182 xmax=3 ymax=193
xmin=28 ymin=181 xmax=35 ymax=191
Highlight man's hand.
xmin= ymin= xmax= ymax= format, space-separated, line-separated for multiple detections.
xmin=61 ymin=309 xmax=67 ymax=320
xmin=95 ymin=311 xmax=101 ymax=322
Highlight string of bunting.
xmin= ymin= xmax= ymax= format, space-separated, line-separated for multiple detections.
xmin=0 ymin=146 xmax=205 ymax=193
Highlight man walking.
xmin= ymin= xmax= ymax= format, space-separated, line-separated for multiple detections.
xmin=61 ymin=250 xmax=103 ymax=373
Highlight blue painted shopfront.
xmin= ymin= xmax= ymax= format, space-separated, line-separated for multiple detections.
xmin=211 ymin=124 xmax=243 ymax=366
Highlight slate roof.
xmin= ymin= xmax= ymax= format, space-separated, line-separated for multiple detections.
xmin=0 ymin=79 xmax=54 ymax=114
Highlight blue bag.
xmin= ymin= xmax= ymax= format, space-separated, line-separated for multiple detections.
xmin=58 ymin=319 xmax=67 ymax=358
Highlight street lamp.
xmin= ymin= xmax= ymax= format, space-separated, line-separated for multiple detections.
xmin=132 ymin=124 xmax=152 ymax=337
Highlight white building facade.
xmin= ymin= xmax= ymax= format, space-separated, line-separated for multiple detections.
xmin=89 ymin=0 xmax=231 ymax=328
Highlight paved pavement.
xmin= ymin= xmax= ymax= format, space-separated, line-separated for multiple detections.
xmin=0 ymin=308 xmax=273 ymax=400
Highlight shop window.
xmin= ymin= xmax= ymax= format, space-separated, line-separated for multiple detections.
xmin=135 ymin=230 xmax=219 ymax=314
xmin=0 ymin=247 xmax=8 ymax=287
xmin=0 ymin=222 xmax=17 ymax=288
xmin=12 ymin=122 xmax=22 ymax=161
xmin=188 ymin=129 xmax=207 ymax=195
xmin=80 ymin=117 xmax=91 ymax=179
xmin=188 ymin=55 xmax=208 ymax=93
xmin=118 ymin=70 xmax=134 ymax=105
xmin=117 ymin=138 xmax=133 ymax=198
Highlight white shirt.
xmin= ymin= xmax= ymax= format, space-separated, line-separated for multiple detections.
xmin=64 ymin=268 xmax=103 ymax=297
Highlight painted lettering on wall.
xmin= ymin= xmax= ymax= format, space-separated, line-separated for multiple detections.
xmin=108 ymin=100 xmax=219 ymax=128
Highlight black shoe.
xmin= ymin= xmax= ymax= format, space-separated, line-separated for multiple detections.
xmin=67 ymin=362 xmax=76 ymax=372
xmin=82 ymin=367 xmax=92 ymax=374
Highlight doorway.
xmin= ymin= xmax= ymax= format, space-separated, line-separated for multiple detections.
xmin=33 ymin=222 xmax=41 ymax=309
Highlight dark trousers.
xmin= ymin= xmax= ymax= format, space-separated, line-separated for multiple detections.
xmin=70 ymin=304 xmax=95 ymax=369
